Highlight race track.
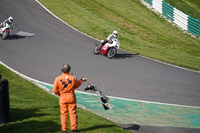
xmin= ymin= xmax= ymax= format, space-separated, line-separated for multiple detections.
xmin=1 ymin=1 xmax=200 ymax=132
xmin=0 ymin=0 xmax=200 ymax=107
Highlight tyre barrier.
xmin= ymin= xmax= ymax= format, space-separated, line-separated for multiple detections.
xmin=0 ymin=79 xmax=10 ymax=124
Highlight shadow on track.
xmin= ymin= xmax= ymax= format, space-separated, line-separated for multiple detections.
xmin=6 ymin=35 xmax=26 ymax=40
xmin=113 ymin=53 xmax=139 ymax=59
xmin=119 ymin=124 xmax=200 ymax=133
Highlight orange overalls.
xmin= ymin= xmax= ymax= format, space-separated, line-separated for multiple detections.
xmin=53 ymin=73 xmax=83 ymax=132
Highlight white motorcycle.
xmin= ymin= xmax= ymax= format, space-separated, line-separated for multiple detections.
xmin=0 ymin=23 xmax=13 ymax=40
xmin=93 ymin=38 xmax=120 ymax=59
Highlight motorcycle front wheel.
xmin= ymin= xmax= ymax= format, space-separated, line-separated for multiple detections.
xmin=93 ymin=44 xmax=101 ymax=55
xmin=107 ymin=47 xmax=117 ymax=59
xmin=2 ymin=31 xmax=9 ymax=40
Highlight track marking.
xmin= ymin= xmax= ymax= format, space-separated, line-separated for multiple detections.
xmin=1 ymin=61 xmax=199 ymax=109
xmin=16 ymin=31 xmax=35 ymax=37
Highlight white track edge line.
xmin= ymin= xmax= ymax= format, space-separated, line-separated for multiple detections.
xmin=1 ymin=61 xmax=200 ymax=109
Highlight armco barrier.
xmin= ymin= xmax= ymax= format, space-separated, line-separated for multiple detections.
xmin=162 ymin=1 xmax=174 ymax=21
xmin=188 ymin=16 xmax=200 ymax=37
xmin=0 ymin=79 xmax=10 ymax=124
xmin=145 ymin=0 xmax=153 ymax=6
xmin=152 ymin=0 xmax=162 ymax=13
xmin=144 ymin=0 xmax=200 ymax=38
xmin=174 ymin=8 xmax=188 ymax=30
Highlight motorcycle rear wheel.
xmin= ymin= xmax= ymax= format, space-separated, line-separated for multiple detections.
xmin=2 ymin=31 xmax=9 ymax=40
xmin=93 ymin=44 xmax=101 ymax=55
xmin=107 ymin=47 xmax=117 ymax=59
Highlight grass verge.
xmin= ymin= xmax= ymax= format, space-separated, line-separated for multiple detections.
xmin=39 ymin=0 xmax=200 ymax=71
xmin=0 ymin=64 xmax=129 ymax=133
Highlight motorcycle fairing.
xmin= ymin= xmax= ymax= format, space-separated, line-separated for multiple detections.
xmin=0 ymin=28 xmax=3 ymax=34
xmin=100 ymin=43 xmax=110 ymax=56
xmin=0 ymin=27 xmax=10 ymax=35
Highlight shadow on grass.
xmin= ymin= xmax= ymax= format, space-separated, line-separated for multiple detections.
xmin=0 ymin=120 xmax=60 ymax=133
xmin=0 ymin=108 xmax=61 ymax=133
xmin=9 ymin=108 xmax=48 ymax=122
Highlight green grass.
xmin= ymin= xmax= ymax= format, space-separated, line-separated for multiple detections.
xmin=39 ymin=0 xmax=200 ymax=71
xmin=0 ymin=64 xmax=129 ymax=133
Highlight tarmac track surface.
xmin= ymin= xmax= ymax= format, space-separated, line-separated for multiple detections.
xmin=0 ymin=0 xmax=200 ymax=132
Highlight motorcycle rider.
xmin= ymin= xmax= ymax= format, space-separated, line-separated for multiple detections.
xmin=0 ymin=16 xmax=13 ymax=29
xmin=98 ymin=30 xmax=118 ymax=50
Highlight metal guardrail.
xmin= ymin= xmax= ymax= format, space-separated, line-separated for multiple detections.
xmin=144 ymin=0 xmax=200 ymax=37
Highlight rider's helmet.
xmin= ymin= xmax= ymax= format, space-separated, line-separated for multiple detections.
xmin=8 ymin=16 xmax=13 ymax=23
xmin=112 ymin=30 xmax=118 ymax=37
